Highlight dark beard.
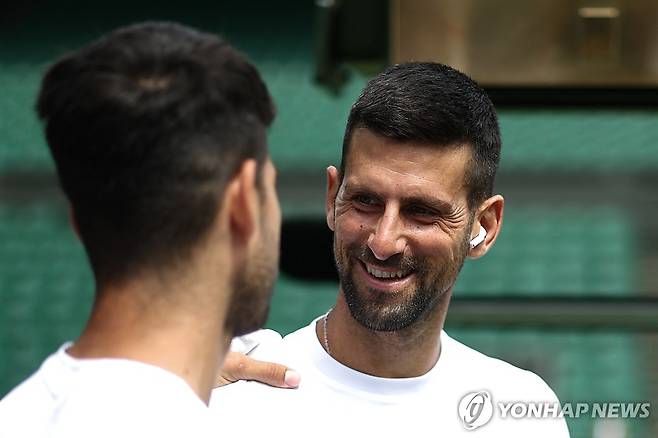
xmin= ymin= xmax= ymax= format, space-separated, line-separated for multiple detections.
xmin=225 ymin=281 xmax=272 ymax=337
xmin=224 ymin=239 xmax=278 ymax=337
xmin=334 ymin=231 xmax=470 ymax=332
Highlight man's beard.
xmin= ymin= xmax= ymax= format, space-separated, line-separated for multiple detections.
xmin=224 ymin=235 xmax=279 ymax=337
xmin=334 ymin=230 xmax=470 ymax=332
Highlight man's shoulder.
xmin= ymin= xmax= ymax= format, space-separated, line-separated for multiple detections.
xmin=0 ymin=369 xmax=47 ymax=408
xmin=442 ymin=331 xmax=559 ymax=400
xmin=68 ymin=359 xmax=210 ymax=419
xmin=0 ymin=347 xmax=66 ymax=418
xmin=280 ymin=322 xmax=315 ymax=347
xmin=0 ymin=350 xmax=214 ymax=437
xmin=51 ymin=384 xmax=213 ymax=438
xmin=230 ymin=323 xmax=314 ymax=362
xmin=441 ymin=332 xmax=569 ymax=437
xmin=0 ymin=365 xmax=53 ymax=436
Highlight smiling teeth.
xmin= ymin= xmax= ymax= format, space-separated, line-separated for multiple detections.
xmin=366 ymin=265 xmax=408 ymax=279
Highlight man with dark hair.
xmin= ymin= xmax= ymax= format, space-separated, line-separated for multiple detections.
xmin=0 ymin=22 xmax=282 ymax=436
xmin=212 ymin=62 xmax=569 ymax=437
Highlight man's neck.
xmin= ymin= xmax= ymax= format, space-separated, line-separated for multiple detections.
xmin=68 ymin=277 xmax=230 ymax=404
xmin=317 ymin=291 xmax=450 ymax=378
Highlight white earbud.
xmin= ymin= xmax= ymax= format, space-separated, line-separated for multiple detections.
xmin=469 ymin=226 xmax=487 ymax=249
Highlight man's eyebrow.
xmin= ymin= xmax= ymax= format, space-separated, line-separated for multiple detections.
xmin=342 ymin=182 xmax=370 ymax=194
xmin=400 ymin=195 xmax=455 ymax=212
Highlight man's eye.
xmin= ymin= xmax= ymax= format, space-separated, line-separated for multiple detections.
xmin=407 ymin=206 xmax=436 ymax=217
xmin=354 ymin=195 xmax=377 ymax=206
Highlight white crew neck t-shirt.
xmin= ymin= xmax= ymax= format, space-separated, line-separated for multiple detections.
xmin=0 ymin=343 xmax=216 ymax=438
xmin=211 ymin=318 xmax=570 ymax=437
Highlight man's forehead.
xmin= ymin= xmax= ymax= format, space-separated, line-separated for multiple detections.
xmin=346 ymin=128 xmax=472 ymax=164
xmin=343 ymin=129 xmax=472 ymax=196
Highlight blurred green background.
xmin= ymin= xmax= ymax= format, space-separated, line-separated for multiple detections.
xmin=1 ymin=1 xmax=657 ymax=437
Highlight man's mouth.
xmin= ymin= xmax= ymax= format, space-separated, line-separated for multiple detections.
xmin=361 ymin=261 xmax=414 ymax=281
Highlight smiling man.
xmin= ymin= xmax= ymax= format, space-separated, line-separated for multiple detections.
xmin=211 ymin=62 xmax=569 ymax=437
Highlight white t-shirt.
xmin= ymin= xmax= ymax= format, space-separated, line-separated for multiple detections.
xmin=0 ymin=343 xmax=216 ymax=438
xmin=211 ymin=318 xmax=570 ymax=437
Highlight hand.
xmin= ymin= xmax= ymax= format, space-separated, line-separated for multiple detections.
xmin=215 ymin=352 xmax=301 ymax=389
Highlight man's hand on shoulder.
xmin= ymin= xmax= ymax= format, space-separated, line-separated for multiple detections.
xmin=215 ymin=352 xmax=300 ymax=389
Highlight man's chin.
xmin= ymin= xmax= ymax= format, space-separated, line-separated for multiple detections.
xmin=344 ymin=291 xmax=412 ymax=331
xmin=349 ymin=308 xmax=418 ymax=332
xmin=343 ymin=279 xmax=445 ymax=332
xmin=226 ymin=302 xmax=271 ymax=337
xmin=351 ymin=279 xmax=416 ymax=306
xmin=230 ymin=316 xmax=267 ymax=337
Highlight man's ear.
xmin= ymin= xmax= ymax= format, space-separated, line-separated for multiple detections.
xmin=325 ymin=166 xmax=340 ymax=231
xmin=225 ymin=159 xmax=260 ymax=247
xmin=468 ymin=194 xmax=504 ymax=259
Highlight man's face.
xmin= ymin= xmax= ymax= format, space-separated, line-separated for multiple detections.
xmin=227 ymin=158 xmax=281 ymax=336
xmin=329 ymin=129 xmax=474 ymax=331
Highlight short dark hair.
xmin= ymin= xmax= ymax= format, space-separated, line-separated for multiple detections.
xmin=341 ymin=62 xmax=501 ymax=209
xmin=37 ymin=22 xmax=275 ymax=285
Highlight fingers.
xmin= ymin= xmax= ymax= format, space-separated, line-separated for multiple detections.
xmin=237 ymin=355 xmax=301 ymax=388
xmin=216 ymin=352 xmax=300 ymax=389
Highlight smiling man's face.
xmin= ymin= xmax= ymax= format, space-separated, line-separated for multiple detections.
xmin=327 ymin=128 xmax=475 ymax=331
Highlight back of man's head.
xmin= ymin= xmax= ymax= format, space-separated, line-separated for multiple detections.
xmin=37 ymin=22 xmax=275 ymax=286
xmin=341 ymin=62 xmax=501 ymax=209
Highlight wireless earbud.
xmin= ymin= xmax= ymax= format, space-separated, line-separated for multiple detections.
xmin=469 ymin=226 xmax=487 ymax=249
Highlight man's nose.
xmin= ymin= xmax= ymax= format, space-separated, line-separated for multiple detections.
xmin=367 ymin=207 xmax=407 ymax=260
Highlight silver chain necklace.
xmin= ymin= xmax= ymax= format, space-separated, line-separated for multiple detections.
xmin=322 ymin=308 xmax=333 ymax=355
